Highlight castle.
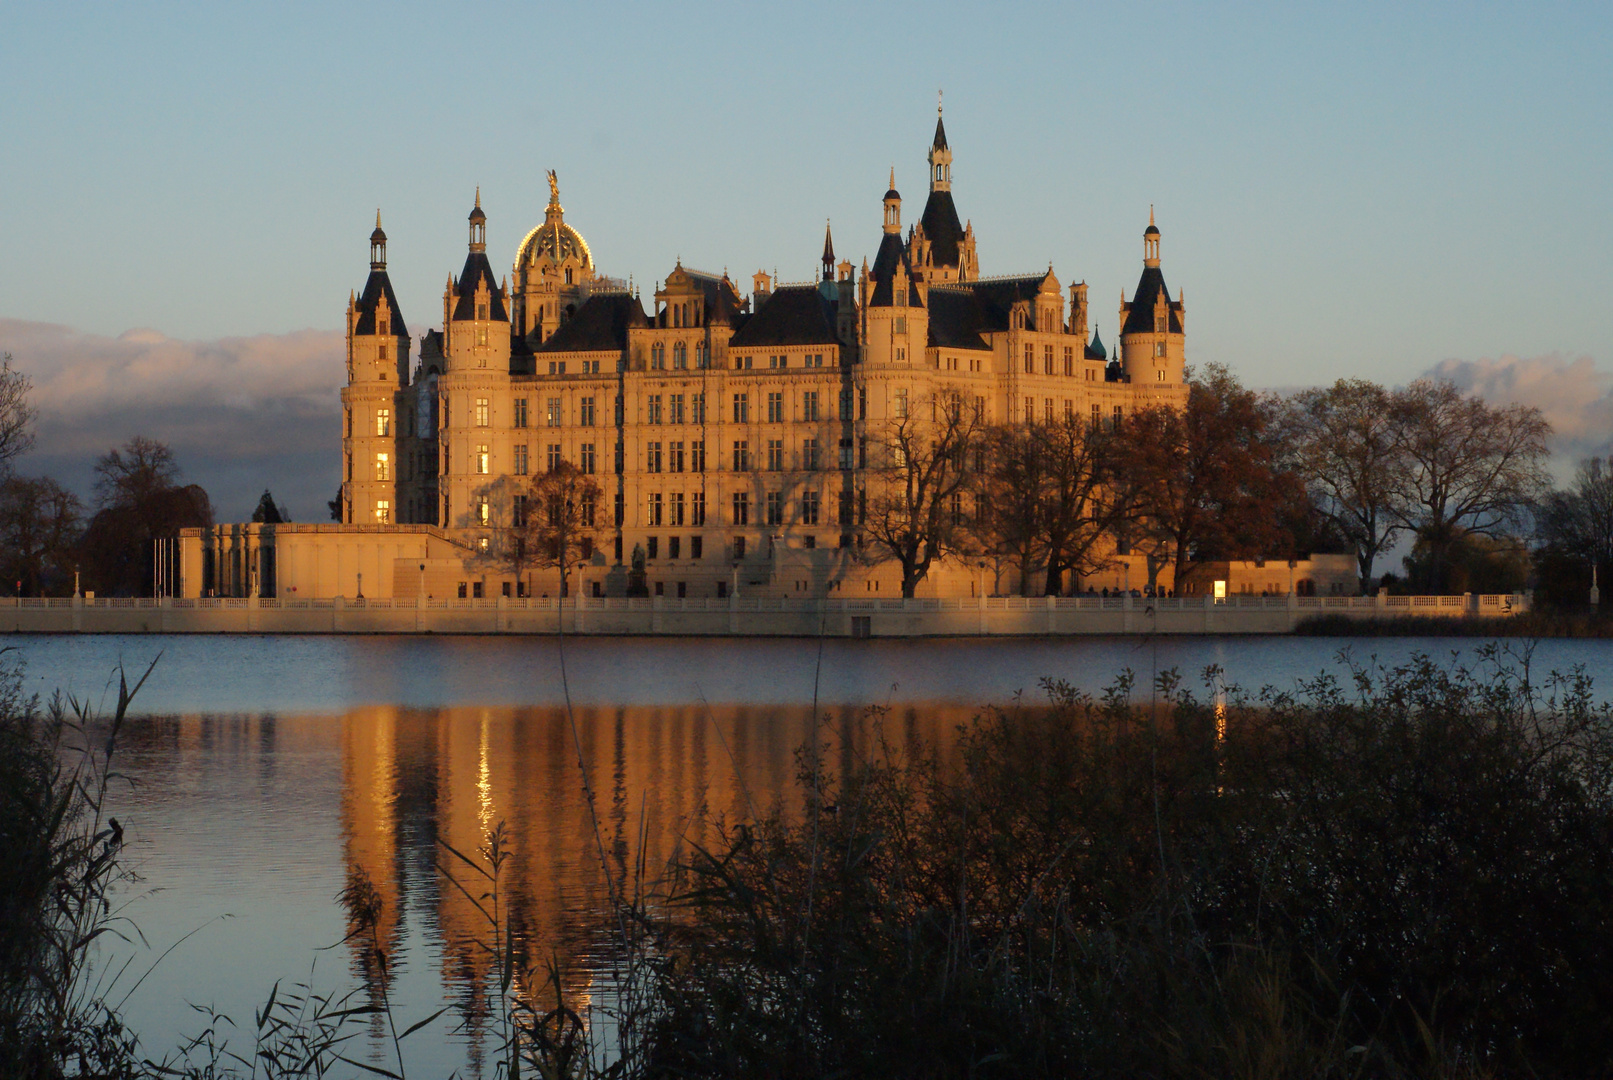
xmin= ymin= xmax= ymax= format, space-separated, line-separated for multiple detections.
xmin=196 ymin=111 xmax=1193 ymax=601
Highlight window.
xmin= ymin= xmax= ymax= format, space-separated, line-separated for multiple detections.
xmin=1113 ymin=405 xmax=1123 ymax=430
xmin=476 ymin=444 xmax=489 ymax=474
xmin=859 ymin=387 xmax=867 ymax=419
xmin=732 ymin=492 xmax=749 ymax=525
xmin=802 ymin=489 xmax=820 ymax=525
xmin=692 ymin=393 xmax=706 ymax=424
xmin=580 ymin=494 xmax=596 ymax=526
xmin=734 ymin=536 xmax=747 ymax=559
xmin=1086 ymin=368 xmax=1095 ymax=382
xmin=806 ymin=352 xmax=824 ymax=368
xmin=894 ymin=388 xmax=908 ymax=418
xmin=767 ymin=439 xmax=784 ymax=471
xmin=548 ymin=397 xmax=563 ymax=426
xmin=1155 ymin=341 xmax=1167 ymax=358
xmin=732 ymin=440 xmax=749 ymax=471
xmin=547 ymin=443 xmax=562 ymax=471
xmin=1063 ymin=346 xmax=1074 ymax=376
xmin=579 ymin=396 xmax=595 ymax=426
xmin=1044 ymin=345 xmax=1055 ymax=375
xmin=766 ymin=491 xmax=783 ymax=526
xmin=1157 ymin=368 xmax=1167 ymax=382
xmin=803 ymin=438 xmax=819 ymax=471
xmin=1064 ymin=399 xmax=1074 ymax=421
xmin=513 ymin=399 xmax=528 ymax=428
xmin=513 ymin=444 xmax=528 ymax=475
xmin=802 ymin=390 xmax=819 ymax=421
xmin=512 ymin=494 xmax=528 ymax=527
xmin=376 ymin=408 xmax=391 ymax=436
xmin=378 ymin=317 xmax=389 ymax=336
xmin=651 ymin=344 xmax=665 ymax=370
xmin=732 ymin=393 xmax=748 ymax=423
xmin=839 ymin=387 xmax=853 ymax=420
xmin=859 ymin=437 xmax=867 ymax=469
xmin=647 ymin=492 xmax=663 ymax=526
xmin=673 ymin=342 xmax=687 ymax=369
xmin=697 ymin=343 xmax=710 ymax=368
xmin=647 ymin=441 xmax=663 ymax=472
xmin=375 ymin=499 xmax=390 ymax=524
xmin=375 ymin=453 xmax=390 ymax=481
xmin=670 ymin=393 xmax=685 ymax=424
xmin=691 ymin=440 xmax=706 ymax=472
xmin=734 ymin=354 xmax=752 ymax=370
xmin=614 ymin=492 xmax=624 ymax=527
xmin=477 ymin=302 xmax=488 ymax=321
xmin=476 ymin=398 xmax=489 ymax=426
xmin=692 ymin=490 xmax=706 ymax=526
xmin=579 ymin=443 xmax=595 ymax=474
xmin=1091 ymin=403 xmax=1101 ymax=427
xmin=671 ymin=491 xmax=685 ymax=526
xmin=839 ymin=489 xmax=854 ymax=526
xmin=839 ymin=438 xmax=853 ymax=470
xmin=767 ymin=391 xmax=784 ymax=422
xmin=477 ymin=496 xmax=489 ymax=525
xmin=670 ymin=536 xmax=681 ymax=560
xmin=647 ymin=394 xmax=663 ymax=425
xmin=476 ymin=327 xmax=489 ymax=348
xmin=691 ymin=535 xmax=703 ymax=559
xmin=1024 ymin=344 xmax=1034 ymax=374
xmin=949 ymin=491 xmax=965 ymax=525
xmin=1044 ymin=398 xmax=1054 ymax=423
xmin=768 ymin=354 xmax=786 ymax=369
xmin=546 ymin=360 xmax=567 ymax=375
xmin=615 ymin=395 xmax=624 ymax=425
xmin=670 ymin=441 xmax=685 ymax=472
xmin=1156 ymin=314 xmax=1168 ymax=332
xmin=646 ymin=536 xmax=658 ymax=559
xmin=1024 ymin=397 xmax=1034 ymax=424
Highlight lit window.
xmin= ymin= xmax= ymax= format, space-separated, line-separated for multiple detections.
xmin=475 ymin=398 xmax=489 ymax=426
xmin=1157 ymin=369 xmax=1167 ymax=382
xmin=376 ymin=408 xmax=390 ymax=436
xmin=374 ymin=500 xmax=390 ymax=524
xmin=375 ymin=453 xmax=390 ymax=481
xmin=548 ymin=398 xmax=562 ymax=426
xmin=894 ymin=389 xmax=908 ymax=418
xmin=648 ymin=492 xmax=663 ymax=526
xmin=476 ymin=444 xmax=489 ymax=474
xmin=477 ymin=497 xmax=489 ymax=525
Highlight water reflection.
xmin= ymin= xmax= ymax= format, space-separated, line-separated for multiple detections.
xmin=114 ymin=703 xmax=969 ymax=1074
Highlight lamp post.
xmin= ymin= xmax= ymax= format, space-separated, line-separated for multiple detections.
xmin=1593 ymin=564 xmax=1601 ymax=608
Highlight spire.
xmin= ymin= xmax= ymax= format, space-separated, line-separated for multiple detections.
xmin=369 ymin=210 xmax=387 ymax=269
xmin=821 ymin=219 xmax=835 ymax=281
xmin=883 ymin=170 xmax=902 ymax=235
xmin=932 ymin=91 xmax=948 ymax=151
xmin=468 ymin=189 xmax=487 ymax=252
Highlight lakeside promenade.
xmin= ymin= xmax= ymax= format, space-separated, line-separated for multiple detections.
xmin=0 ymin=592 xmax=1527 ymax=636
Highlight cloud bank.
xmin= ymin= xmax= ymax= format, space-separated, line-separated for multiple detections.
xmin=0 ymin=318 xmax=344 ymax=521
xmin=1419 ymin=353 xmax=1613 ymax=480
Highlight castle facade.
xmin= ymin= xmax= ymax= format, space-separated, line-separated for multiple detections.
xmin=335 ymin=112 xmax=1188 ymax=600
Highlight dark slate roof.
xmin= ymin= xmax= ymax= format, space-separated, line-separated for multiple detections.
xmin=727 ymin=285 xmax=840 ymax=348
xmin=932 ymin=114 xmax=948 ymax=151
xmin=450 ymin=251 xmax=509 ymax=323
xmin=918 ymin=190 xmax=965 ymax=269
xmin=868 ymin=231 xmax=923 ymax=307
xmin=925 ymin=288 xmax=992 ymax=351
xmin=353 ymin=268 xmax=408 ymax=338
xmin=690 ymin=271 xmax=746 ymax=327
xmin=535 ymin=292 xmax=648 ymax=353
xmin=1085 ymin=327 xmax=1106 ymax=360
xmin=1122 ymin=266 xmax=1183 ymax=335
xmin=967 ymin=276 xmax=1048 ymax=331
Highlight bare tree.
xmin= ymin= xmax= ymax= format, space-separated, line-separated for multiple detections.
xmin=0 ymin=477 xmax=82 ymax=595
xmin=864 ymin=391 xmax=983 ymax=597
xmin=1389 ymin=379 xmax=1551 ymax=593
xmin=977 ymin=417 xmax=1129 ymax=595
xmin=1281 ymin=379 xmax=1408 ymax=592
xmin=94 ymin=435 xmax=180 ymax=509
xmin=522 ymin=462 xmax=603 ymax=598
xmin=1536 ymin=456 xmax=1613 ymax=580
xmin=0 ymin=353 xmax=37 ymax=478
xmin=80 ymin=438 xmax=211 ymax=596
xmin=1118 ymin=364 xmax=1303 ymax=594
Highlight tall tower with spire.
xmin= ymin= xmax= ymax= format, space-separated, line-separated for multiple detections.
xmin=908 ymin=99 xmax=977 ymax=283
xmin=440 ymin=190 xmax=512 ymax=532
xmin=341 ymin=213 xmax=410 ymax=525
xmin=1119 ymin=209 xmax=1185 ymax=388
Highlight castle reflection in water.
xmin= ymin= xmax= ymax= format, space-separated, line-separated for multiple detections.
xmin=335 ymin=703 xmax=966 ymax=1025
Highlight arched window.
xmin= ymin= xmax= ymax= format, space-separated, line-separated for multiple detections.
xmin=673 ymin=342 xmax=687 ymax=369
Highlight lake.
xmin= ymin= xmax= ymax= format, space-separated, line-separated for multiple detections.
xmin=9 ymin=633 xmax=1610 ymax=1076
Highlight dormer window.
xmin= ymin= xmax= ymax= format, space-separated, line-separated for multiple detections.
xmin=379 ymin=318 xmax=390 ymax=336
xmin=564 ymin=268 xmax=574 ymax=285
xmin=478 ymin=302 xmax=488 ymax=321
xmin=1156 ymin=314 xmax=1167 ymax=332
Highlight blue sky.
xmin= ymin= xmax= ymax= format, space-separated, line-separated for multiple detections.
xmin=1 ymin=1 xmax=1610 ymax=517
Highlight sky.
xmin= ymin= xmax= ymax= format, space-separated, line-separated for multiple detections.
xmin=1 ymin=1 xmax=1610 ymax=520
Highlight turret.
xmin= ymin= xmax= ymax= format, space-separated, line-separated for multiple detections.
xmin=1119 ymin=209 xmax=1185 ymax=387
xmin=342 ymin=212 xmax=411 ymax=525
xmin=928 ymin=99 xmax=952 ymax=193
xmin=883 ymin=169 xmax=901 ymax=235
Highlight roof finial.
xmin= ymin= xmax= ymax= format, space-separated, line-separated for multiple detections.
xmin=938 ymin=88 xmax=943 ymax=115
xmin=1149 ymin=204 xmax=1154 ymax=227
xmin=375 ymin=209 xmax=382 ymax=228
xmin=889 ymin=165 xmax=896 ymax=190
xmin=475 ymin=186 xmax=481 ymax=209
